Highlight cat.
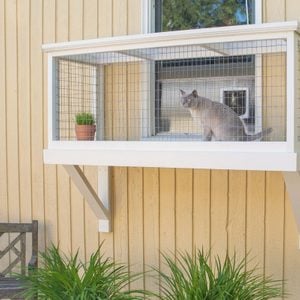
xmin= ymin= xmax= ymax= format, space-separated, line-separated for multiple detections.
xmin=180 ymin=89 xmax=272 ymax=141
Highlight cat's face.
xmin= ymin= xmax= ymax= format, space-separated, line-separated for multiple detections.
xmin=180 ymin=89 xmax=198 ymax=108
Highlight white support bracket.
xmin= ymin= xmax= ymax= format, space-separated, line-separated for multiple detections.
xmin=63 ymin=165 xmax=111 ymax=232
xmin=283 ymin=171 xmax=300 ymax=248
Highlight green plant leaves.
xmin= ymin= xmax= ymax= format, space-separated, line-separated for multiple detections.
xmin=75 ymin=112 xmax=95 ymax=125
xmin=156 ymin=250 xmax=284 ymax=300
xmin=16 ymin=245 xmax=147 ymax=300
xmin=15 ymin=245 xmax=284 ymax=300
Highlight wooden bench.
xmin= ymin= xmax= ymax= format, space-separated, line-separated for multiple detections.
xmin=0 ymin=221 xmax=38 ymax=299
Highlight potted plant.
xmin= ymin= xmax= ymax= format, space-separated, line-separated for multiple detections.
xmin=75 ymin=112 xmax=96 ymax=141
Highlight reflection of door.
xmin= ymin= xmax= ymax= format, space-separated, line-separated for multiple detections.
xmin=155 ymin=78 xmax=254 ymax=138
xmin=221 ymin=88 xmax=249 ymax=119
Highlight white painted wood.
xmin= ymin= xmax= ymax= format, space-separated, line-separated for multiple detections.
xmin=42 ymin=21 xmax=299 ymax=55
xmin=141 ymin=0 xmax=153 ymax=34
xmin=48 ymin=140 xmax=289 ymax=152
xmin=63 ymin=165 xmax=111 ymax=232
xmin=283 ymin=172 xmax=300 ymax=240
xmin=97 ymin=166 xmax=111 ymax=231
xmin=48 ymin=54 xmax=55 ymax=144
xmin=141 ymin=62 xmax=153 ymax=137
xmin=255 ymin=0 xmax=262 ymax=24
xmin=286 ymin=32 xmax=296 ymax=152
xmin=96 ymin=66 xmax=104 ymax=140
xmin=45 ymin=149 xmax=298 ymax=171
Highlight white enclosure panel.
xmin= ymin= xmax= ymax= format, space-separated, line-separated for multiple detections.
xmin=44 ymin=149 xmax=298 ymax=171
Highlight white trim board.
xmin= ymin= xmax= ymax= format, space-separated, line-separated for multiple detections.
xmin=45 ymin=149 xmax=298 ymax=171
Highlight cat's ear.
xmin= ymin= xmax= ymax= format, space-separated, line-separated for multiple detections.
xmin=179 ymin=89 xmax=186 ymax=96
xmin=192 ymin=90 xmax=198 ymax=97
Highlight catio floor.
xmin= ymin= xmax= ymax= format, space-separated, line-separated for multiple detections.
xmin=55 ymin=38 xmax=287 ymax=142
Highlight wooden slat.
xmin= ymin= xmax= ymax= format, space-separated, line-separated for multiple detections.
xmin=246 ymin=171 xmax=266 ymax=272
xmin=128 ymin=167 xmax=144 ymax=290
xmin=262 ymin=53 xmax=286 ymax=141
xmin=112 ymin=167 xmax=128 ymax=264
xmin=193 ymin=169 xmax=210 ymax=251
xmin=1 ymin=257 xmax=21 ymax=276
xmin=17 ymin=0 xmax=33 ymax=272
xmin=82 ymin=0 xmax=100 ymax=262
xmin=98 ymin=0 xmax=114 ymax=259
xmin=127 ymin=0 xmax=141 ymax=140
xmin=84 ymin=0 xmax=97 ymax=39
xmin=69 ymin=0 xmax=85 ymax=261
xmin=210 ymin=170 xmax=228 ymax=261
xmin=0 ymin=223 xmax=33 ymax=233
xmin=56 ymin=0 xmax=69 ymax=42
xmin=57 ymin=165 xmax=72 ymax=253
xmin=113 ymin=0 xmax=127 ymax=36
xmin=31 ymin=0 xmax=45 ymax=251
xmin=83 ymin=166 xmax=99 ymax=261
xmin=69 ymin=0 xmax=83 ymax=41
xmin=111 ymin=1 xmax=128 ymax=268
xmin=144 ymin=168 xmax=159 ymax=293
xmin=159 ymin=168 xmax=176 ymax=280
xmin=128 ymin=0 xmax=141 ymax=35
xmin=56 ymin=0 xmax=72 ymax=254
xmin=43 ymin=0 xmax=58 ymax=247
xmin=227 ymin=170 xmax=246 ymax=257
xmin=98 ymin=0 xmax=113 ymax=38
xmin=17 ymin=0 xmax=32 ymax=225
xmin=175 ymin=169 xmax=193 ymax=254
xmin=265 ymin=172 xmax=285 ymax=280
xmin=6 ymin=0 xmax=20 ymax=224
xmin=286 ymin=0 xmax=300 ymax=21
xmin=0 ymin=0 xmax=8 ymax=223
xmin=284 ymin=189 xmax=300 ymax=299
xmin=264 ymin=0 xmax=286 ymax=22
xmin=0 ymin=233 xmax=23 ymax=260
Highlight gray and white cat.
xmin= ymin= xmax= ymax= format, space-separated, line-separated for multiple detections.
xmin=180 ymin=89 xmax=272 ymax=141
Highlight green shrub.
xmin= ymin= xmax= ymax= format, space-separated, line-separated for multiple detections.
xmin=156 ymin=250 xmax=284 ymax=300
xmin=75 ymin=112 xmax=95 ymax=125
xmin=17 ymin=245 xmax=147 ymax=300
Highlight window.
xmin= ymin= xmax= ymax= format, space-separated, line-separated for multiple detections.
xmin=150 ymin=0 xmax=262 ymax=139
xmin=154 ymin=0 xmax=257 ymax=32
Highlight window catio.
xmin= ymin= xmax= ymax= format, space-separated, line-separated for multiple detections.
xmin=44 ymin=22 xmax=300 ymax=170
xmin=54 ymin=38 xmax=288 ymax=142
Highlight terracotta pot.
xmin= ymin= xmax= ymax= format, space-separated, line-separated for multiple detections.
xmin=75 ymin=124 xmax=96 ymax=141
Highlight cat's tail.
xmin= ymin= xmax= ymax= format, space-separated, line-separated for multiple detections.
xmin=244 ymin=127 xmax=273 ymax=141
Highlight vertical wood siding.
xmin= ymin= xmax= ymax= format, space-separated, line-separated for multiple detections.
xmin=0 ymin=0 xmax=300 ymax=298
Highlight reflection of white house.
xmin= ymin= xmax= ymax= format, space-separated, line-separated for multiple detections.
xmin=160 ymin=77 xmax=255 ymax=135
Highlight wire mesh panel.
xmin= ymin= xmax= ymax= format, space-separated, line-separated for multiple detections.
xmin=53 ymin=38 xmax=288 ymax=142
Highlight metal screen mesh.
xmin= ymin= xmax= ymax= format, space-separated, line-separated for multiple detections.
xmin=54 ymin=38 xmax=287 ymax=142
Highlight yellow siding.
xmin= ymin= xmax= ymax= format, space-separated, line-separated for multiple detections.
xmin=0 ymin=0 xmax=300 ymax=299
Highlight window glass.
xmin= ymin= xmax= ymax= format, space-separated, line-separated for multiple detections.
xmin=155 ymin=0 xmax=255 ymax=32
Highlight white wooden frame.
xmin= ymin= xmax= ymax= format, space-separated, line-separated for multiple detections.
xmin=44 ymin=21 xmax=300 ymax=172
